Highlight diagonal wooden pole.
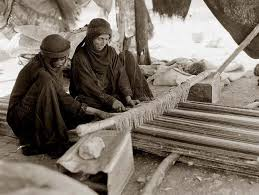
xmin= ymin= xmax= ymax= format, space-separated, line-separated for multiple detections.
xmin=215 ymin=24 xmax=259 ymax=75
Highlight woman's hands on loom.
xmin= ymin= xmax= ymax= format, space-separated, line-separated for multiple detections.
xmin=125 ymin=96 xmax=140 ymax=107
xmin=112 ymin=99 xmax=126 ymax=112
xmin=81 ymin=103 xmax=114 ymax=119
xmin=111 ymin=96 xmax=140 ymax=112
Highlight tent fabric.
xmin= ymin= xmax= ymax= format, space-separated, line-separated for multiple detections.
xmin=152 ymin=0 xmax=192 ymax=19
xmin=203 ymin=0 xmax=259 ymax=59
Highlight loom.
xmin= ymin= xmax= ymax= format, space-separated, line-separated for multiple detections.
xmin=57 ymin=24 xmax=259 ymax=194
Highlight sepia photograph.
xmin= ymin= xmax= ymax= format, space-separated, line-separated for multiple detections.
xmin=1 ymin=0 xmax=259 ymax=194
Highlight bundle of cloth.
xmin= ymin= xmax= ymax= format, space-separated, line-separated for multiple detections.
xmin=141 ymin=57 xmax=247 ymax=86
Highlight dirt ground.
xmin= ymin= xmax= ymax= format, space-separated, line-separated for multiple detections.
xmin=1 ymin=71 xmax=259 ymax=195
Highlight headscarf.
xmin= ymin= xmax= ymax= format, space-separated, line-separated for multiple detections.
xmin=75 ymin=18 xmax=114 ymax=89
xmin=40 ymin=34 xmax=70 ymax=83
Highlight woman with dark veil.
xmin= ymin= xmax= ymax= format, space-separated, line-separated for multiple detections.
xmin=70 ymin=18 xmax=153 ymax=112
xmin=7 ymin=34 xmax=111 ymax=158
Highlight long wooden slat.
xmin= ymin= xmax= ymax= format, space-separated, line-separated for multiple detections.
xmin=132 ymin=133 xmax=258 ymax=161
xmin=156 ymin=115 xmax=259 ymax=137
xmin=133 ymin=134 xmax=259 ymax=169
xmin=165 ymin=109 xmax=259 ymax=130
xmin=178 ymin=101 xmax=259 ymax=117
xmin=141 ymin=145 xmax=259 ymax=179
xmin=133 ymin=134 xmax=259 ymax=175
xmin=136 ymin=146 xmax=259 ymax=179
xmin=133 ymin=142 xmax=259 ymax=178
xmin=149 ymin=120 xmax=258 ymax=144
xmin=135 ymin=124 xmax=259 ymax=155
xmin=152 ymin=116 xmax=259 ymax=143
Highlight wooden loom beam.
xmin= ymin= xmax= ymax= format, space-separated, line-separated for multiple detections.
xmin=135 ymin=125 xmax=259 ymax=155
xmin=150 ymin=116 xmax=259 ymax=143
xmin=74 ymin=70 xmax=211 ymax=137
xmin=132 ymin=134 xmax=259 ymax=178
xmin=178 ymin=101 xmax=259 ymax=117
xmin=165 ymin=109 xmax=259 ymax=130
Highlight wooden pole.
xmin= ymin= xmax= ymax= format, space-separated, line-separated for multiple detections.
xmin=216 ymin=24 xmax=259 ymax=74
xmin=178 ymin=101 xmax=259 ymax=117
xmin=141 ymin=153 xmax=180 ymax=195
xmin=136 ymin=124 xmax=259 ymax=155
xmin=135 ymin=0 xmax=151 ymax=65
xmin=75 ymin=118 xmax=116 ymax=137
xmin=166 ymin=109 xmax=259 ymax=129
xmin=152 ymin=116 xmax=259 ymax=141
xmin=116 ymin=0 xmax=126 ymax=52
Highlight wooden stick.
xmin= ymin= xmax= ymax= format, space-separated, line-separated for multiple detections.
xmin=216 ymin=24 xmax=259 ymax=74
xmin=166 ymin=109 xmax=259 ymax=129
xmin=152 ymin=116 xmax=259 ymax=142
xmin=133 ymin=132 xmax=258 ymax=161
xmin=133 ymin=137 xmax=259 ymax=171
xmin=141 ymin=153 xmax=180 ymax=195
xmin=75 ymin=118 xmax=116 ymax=137
xmin=135 ymin=124 xmax=259 ymax=155
xmin=178 ymin=101 xmax=259 ymax=117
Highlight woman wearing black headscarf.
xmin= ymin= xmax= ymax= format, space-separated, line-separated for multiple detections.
xmin=70 ymin=18 xmax=153 ymax=112
xmin=7 ymin=34 xmax=111 ymax=157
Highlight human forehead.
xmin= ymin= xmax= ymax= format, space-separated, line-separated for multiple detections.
xmin=96 ymin=34 xmax=110 ymax=39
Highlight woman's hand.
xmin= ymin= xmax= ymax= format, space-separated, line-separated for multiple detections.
xmin=125 ymin=96 xmax=140 ymax=107
xmin=96 ymin=110 xmax=115 ymax=119
xmin=112 ymin=99 xmax=126 ymax=112
xmin=81 ymin=104 xmax=114 ymax=119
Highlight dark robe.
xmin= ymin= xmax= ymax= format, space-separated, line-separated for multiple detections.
xmin=7 ymin=54 xmax=92 ymax=149
xmin=70 ymin=38 xmax=153 ymax=111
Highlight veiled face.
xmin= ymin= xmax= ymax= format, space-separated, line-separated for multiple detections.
xmin=92 ymin=34 xmax=110 ymax=51
xmin=49 ymin=56 xmax=67 ymax=72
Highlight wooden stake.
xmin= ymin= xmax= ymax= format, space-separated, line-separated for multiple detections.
xmin=141 ymin=153 xmax=180 ymax=195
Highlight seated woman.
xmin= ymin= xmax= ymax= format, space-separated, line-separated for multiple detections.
xmin=7 ymin=34 xmax=110 ymax=158
xmin=70 ymin=18 xmax=153 ymax=112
